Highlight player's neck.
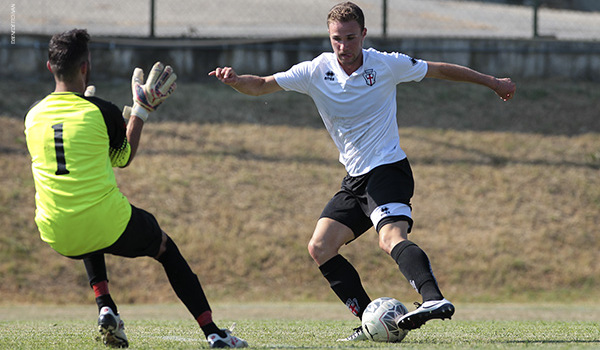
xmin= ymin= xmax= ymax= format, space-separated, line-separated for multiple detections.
xmin=54 ymin=77 xmax=86 ymax=94
xmin=340 ymin=63 xmax=361 ymax=76
xmin=54 ymin=83 xmax=85 ymax=94
xmin=338 ymin=53 xmax=364 ymax=76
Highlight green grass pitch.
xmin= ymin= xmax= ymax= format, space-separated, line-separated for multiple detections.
xmin=1 ymin=304 xmax=598 ymax=349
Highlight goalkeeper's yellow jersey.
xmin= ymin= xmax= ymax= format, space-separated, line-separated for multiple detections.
xmin=25 ymin=92 xmax=132 ymax=256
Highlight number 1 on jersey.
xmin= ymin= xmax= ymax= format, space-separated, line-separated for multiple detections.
xmin=52 ymin=123 xmax=70 ymax=175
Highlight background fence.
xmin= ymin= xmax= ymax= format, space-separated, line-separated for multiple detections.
xmin=4 ymin=0 xmax=600 ymax=41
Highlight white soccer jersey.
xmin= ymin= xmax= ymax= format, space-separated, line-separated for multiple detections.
xmin=274 ymin=48 xmax=428 ymax=176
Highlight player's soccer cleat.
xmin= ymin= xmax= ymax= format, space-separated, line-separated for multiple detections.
xmin=97 ymin=306 xmax=129 ymax=348
xmin=207 ymin=329 xmax=248 ymax=348
xmin=396 ymin=298 xmax=455 ymax=330
xmin=336 ymin=326 xmax=368 ymax=341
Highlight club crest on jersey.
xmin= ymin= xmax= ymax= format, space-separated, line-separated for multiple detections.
xmin=363 ymin=69 xmax=376 ymax=86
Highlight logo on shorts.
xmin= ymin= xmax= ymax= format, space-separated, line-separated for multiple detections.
xmin=363 ymin=69 xmax=376 ymax=86
xmin=380 ymin=206 xmax=391 ymax=215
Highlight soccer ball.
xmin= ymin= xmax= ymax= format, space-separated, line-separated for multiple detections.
xmin=361 ymin=297 xmax=409 ymax=342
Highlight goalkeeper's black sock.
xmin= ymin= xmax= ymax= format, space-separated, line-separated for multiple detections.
xmin=319 ymin=254 xmax=371 ymax=319
xmin=197 ymin=311 xmax=226 ymax=338
xmin=83 ymin=255 xmax=118 ymax=314
xmin=390 ymin=240 xmax=444 ymax=302
xmin=92 ymin=281 xmax=118 ymax=314
xmin=156 ymin=236 xmax=216 ymax=335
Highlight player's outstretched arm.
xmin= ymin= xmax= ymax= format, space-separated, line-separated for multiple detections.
xmin=209 ymin=67 xmax=282 ymax=96
xmin=425 ymin=61 xmax=516 ymax=101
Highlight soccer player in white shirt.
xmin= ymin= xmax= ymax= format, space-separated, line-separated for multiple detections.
xmin=210 ymin=1 xmax=515 ymax=341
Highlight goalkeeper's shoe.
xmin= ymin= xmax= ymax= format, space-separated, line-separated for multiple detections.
xmin=336 ymin=326 xmax=368 ymax=342
xmin=98 ymin=306 xmax=129 ymax=348
xmin=207 ymin=329 xmax=248 ymax=348
xmin=396 ymin=298 xmax=455 ymax=330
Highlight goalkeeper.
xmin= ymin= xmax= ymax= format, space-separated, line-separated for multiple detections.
xmin=24 ymin=29 xmax=247 ymax=349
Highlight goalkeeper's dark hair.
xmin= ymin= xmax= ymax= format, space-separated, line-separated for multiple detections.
xmin=48 ymin=28 xmax=90 ymax=82
xmin=327 ymin=2 xmax=365 ymax=32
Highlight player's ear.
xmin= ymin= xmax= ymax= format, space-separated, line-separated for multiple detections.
xmin=362 ymin=27 xmax=367 ymax=38
xmin=46 ymin=61 xmax=53 ymax=73
xmin=80 ymin=60 xmax=89 ymax=75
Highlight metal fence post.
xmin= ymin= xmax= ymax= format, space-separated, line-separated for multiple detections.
xmin=382 ymin=0 xmax=388 ymax=39
xmin=533 ymin=0 xmax=539 ymax=38
xmin=150 ymin=0 xmax=156 ymax=38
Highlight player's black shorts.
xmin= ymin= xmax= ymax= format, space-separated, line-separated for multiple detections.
xmin=68 ymin=204 xmax=163 ymax=259
xmin=320 ymin=158 xmax=415 ymax=238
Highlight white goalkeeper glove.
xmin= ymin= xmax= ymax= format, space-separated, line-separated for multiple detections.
xmin=84 ymin=85 xmax=96 ymax=97
xmin=131 ymin=61 xmax=177 ymax=122
xmin=122 ymin=105 xmax=132 ymax=120
xmin=85 ymin=85 xmax=133 ymax=123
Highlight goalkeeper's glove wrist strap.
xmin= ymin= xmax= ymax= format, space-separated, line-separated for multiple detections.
xmin=131 ymin=103 xmax=149 ymax=122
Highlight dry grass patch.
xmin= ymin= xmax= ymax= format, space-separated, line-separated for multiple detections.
xmin=2 ymin=78 xmax=599 ymax=305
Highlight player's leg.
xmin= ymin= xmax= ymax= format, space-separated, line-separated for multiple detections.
xmin=106 ymin=205 xmax=247 ymax=348
xmin=378 ymin=220 xmax=454 ymax=329
xmin=81 ymin=254 xmax=128 ymax=348
xmin=379 ymin=220 xmax=444 ymax=302
xmin=309 ymin=218 xmax=371 ymax=341
xmin=154 ymin=233 xmax=234 ymax=342
xmin=367 ymin=159 xmax=454 ymax=330
xmin=83 ymin=254 xmax=118 ymax=314
xmin=154 ymin=233 xmax=245 ymax=347
xmin=310 ymin=186 xmax=374 ymax=341
xmin=309 ymin=217 xmax=372 ymax=316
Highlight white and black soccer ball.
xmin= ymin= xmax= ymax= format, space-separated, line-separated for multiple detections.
xmin=361 ymin=297 xmax=410 ymax=342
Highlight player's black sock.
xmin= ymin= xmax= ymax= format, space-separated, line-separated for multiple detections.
xmin=95 ymin=294 xmax=118 ymax=314
xmin=156 ymin=236 xmax=213 ymax=325
xmin=196 ymin=310 xmax=227 ymax=338
xmin=201 ymin=322 xmax=226 ymax=338
xmin=390 ymin=240 xmax=444 ymax=302
xmin=319 ymin=254 xmax=371 ymax=319
xmin=83 ymin=255 xmax=119 ymax=314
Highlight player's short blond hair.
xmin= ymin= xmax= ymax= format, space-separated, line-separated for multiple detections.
xmin=327 ymin=2 xmax=365 ymax=31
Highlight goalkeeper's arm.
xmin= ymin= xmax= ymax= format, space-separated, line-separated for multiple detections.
xmin=84 ymin=85 xmax=140 ymax=168
xmin=121 ymin=115 xmax=144 ymax=167
xmin=108 ymin=105 xmax=141 ymax=168
xmin=114 ymin=62 xmax=177 ymax=167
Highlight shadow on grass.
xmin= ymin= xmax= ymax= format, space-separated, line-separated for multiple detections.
xmin=405 ymin=133 xmax=600 ymax=170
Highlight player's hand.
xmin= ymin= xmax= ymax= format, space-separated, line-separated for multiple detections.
xmin=84 ymin=85 xmax=96 ymax=97
xmin=494 ymin=78 xmax=516 ymax=101
xmin=208 ymin=67 xmax=239 ymax=86
xmin=131 ymin=62 xmax=177 ymax=121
